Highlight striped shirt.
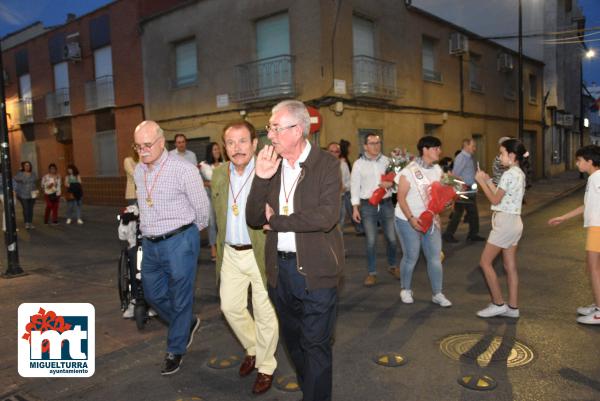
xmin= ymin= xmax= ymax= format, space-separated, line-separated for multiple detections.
xmin=134 ymin=150 xmax=209 ymax=236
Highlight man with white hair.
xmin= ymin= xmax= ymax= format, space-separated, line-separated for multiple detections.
xmin=133 ymin=120 xmax=209 ymax=375
xmin=247 ymin=100 xmax=344 ymax=401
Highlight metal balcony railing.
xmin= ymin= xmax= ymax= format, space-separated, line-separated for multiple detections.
xmin=352 ymin=55 xmax=397 ymax=99
xmin=85 ymin=75 xmax=115 ymax=111
xmin=46 ymin=88 xmax=71 ymax=118
xmin=17 ymin=98 xmax=33 ymax=124
xmin=422 ymin=68 xmax=442 ymax=83
xmin=234 ymin=55 xmax=295 ymax=103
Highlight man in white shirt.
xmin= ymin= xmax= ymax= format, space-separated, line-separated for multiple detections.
xmin=169 ymin=134 xmax=198 ymax=166
xmin=351 ymin=133 xmax=399 ymax=287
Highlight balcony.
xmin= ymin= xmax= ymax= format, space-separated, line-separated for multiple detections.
xmin=233 ymin=55 xmax=295 ymax=103
xmin=85 ymin=75 xmax=115 ymax=111
xmin=17 ymin=98 xmax=33 ymax=125
xmin=46 ymin=88 xmax=71 ymax=119
xmin=352 ymin=56 xmax=397 ymax=100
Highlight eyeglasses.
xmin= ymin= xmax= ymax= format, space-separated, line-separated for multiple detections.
xmin=367 ymin=141 xmax=381 ymax=146
xmin=265 ymin=124 xmax=297 ymax=134
xmin=132 ymin=136 xmax=162 ymax=152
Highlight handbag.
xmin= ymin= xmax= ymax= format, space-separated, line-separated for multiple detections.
xmin=30 ymin=190 xmax=39 ymax=199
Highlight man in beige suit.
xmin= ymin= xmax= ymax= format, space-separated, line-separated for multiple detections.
xmin=211 ymin=121 xmax=278 ymax=395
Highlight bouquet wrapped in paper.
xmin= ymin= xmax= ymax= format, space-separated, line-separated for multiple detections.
xmin=417 ymin=174 xmax=476 ymax=233
xmin=368 ymin=148 xmax=415 ymax=206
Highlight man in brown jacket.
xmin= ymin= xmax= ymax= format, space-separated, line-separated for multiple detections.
xmin=246 ymin=100 xmax=344 ymax=401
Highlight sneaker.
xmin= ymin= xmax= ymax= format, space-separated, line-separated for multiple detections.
xmin=363 ymin=275 xmax=377 ymax=287
xmin=122 ymin=303 xmax=134 ymax=319
xmin=476 ymin=303 xmax=508 ymax=318
xmin=66 ymin=218 xmax=72 ymax=224
xmin=400 ymin=289 xmax=414 ymax=304
xmin=148 ymin=308 xmax=158 ymax=317
xmin=387 ymin=266 xmax=400 ymax=280
xmin=577 ymin=304 xmax=597 ymax=315
xmin=161 ymin=352 xmax=183 ymax=375
xmin=432 ymin=293 xmax=452 ymax=307
xmin=577 ymin=312 xmax=600 ymax=325
xmin=187 ymin=316 xmax=201 ymax=349
xmin=25 ymin=223 xmax=31 ymax=229
xmin=77 ymin=219 xmax=84 ymax=225
xmin=500 ymin=307 xmax=520 ymax=318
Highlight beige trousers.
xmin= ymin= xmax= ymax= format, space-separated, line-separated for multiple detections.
xmin=220 ymin=245 xmax=278 ymax=375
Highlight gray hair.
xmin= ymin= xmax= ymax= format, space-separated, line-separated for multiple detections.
xmin=272 ymin=100 xmax=311 ymax=138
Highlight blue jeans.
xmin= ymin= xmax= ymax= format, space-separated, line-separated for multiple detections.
xmin=340 ymin=191 xmax=363 ymax=233
xmin=395 ymin=217 xmax=443 ymax=294
xmin=359 ymin=198 xmax=397 ymax=274
xmin=269 ymin=253 xmax=337 ymax=401
xmin=141 ymin=226 xmax=200 ymax=354
xmin=66 ymin=199 xmax=82 ymax=220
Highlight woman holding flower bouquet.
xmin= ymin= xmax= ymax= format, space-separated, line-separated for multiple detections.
xmin=474 ymin=139 xmax=527 ymax=318
xmin=394 ymin=136 xmax=452 ymax=307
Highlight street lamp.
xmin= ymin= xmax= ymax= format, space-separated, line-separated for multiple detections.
xmin=518 ymin=0 xmax=523 ymax=140
xmin=586 ymin=49 xmax=596 ymax=59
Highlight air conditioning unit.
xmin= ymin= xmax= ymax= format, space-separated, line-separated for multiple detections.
xmin=449 ymin=32 xmax=469 ymax=55
xmin=63 ymin=41 xmax=81 ymax=61
xmin=497 ymin=53 xmax=514 ymax=72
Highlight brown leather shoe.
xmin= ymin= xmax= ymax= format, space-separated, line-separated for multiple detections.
xmin=239 ymin=355 xmax=256 ymax=377
xmin=387 ymin=266 xmax=400 ymax=280
xmin=252 ymin=372 xmax=273 ymax=394
xmin=363 ymin=275 xmax=376 ymax=287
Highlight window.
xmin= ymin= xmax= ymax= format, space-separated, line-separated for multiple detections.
xmin=54 ymin=62 xmax=69 ymax=90
xmin=174 ymin=40 xmax=198 ymax=87
xmin=469 ymin=54 xmax=483 ymax=92
xmin=94 ymin=46 xmax=113 ymax=79
xmin=352 ymin=15 xmax=375 ymax=57
xmin=504 ymin=72 xmax=516 ymax=100
xmin=529 ymin=74 xmax=537 ymax=103
xmin=19 ymin=73 xmax=31 ymax=99
xmin=94 ymin=130 xmax=118 ymax=176
xmin=422 ymin=36 xmax=441 ymax=82
xmin=256 ymin=13 xmax=290 ymax=59
xmin=424 ymin=124 xmax=440 ymax=136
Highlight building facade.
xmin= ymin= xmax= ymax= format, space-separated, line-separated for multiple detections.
xmin=1 ymin=0 xmax=184 ymax=205
xmin=141 ymin=0 xmax=544 ymax=176
xmin=414 ymin=0 xmax=586 ymax=176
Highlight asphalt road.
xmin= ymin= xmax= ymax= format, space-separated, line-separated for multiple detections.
xmin=2 ymin=189 xmax=599 ymax=401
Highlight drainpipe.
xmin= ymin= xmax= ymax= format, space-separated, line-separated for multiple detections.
xmin=459 ymin=54 xmax=464 ymax=115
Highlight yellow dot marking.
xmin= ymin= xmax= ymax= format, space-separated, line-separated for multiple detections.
xmin=477 ymin=379 xmax=489 ymax=388
xmin=462 ymin=376 xmax=471 ymax=384
xmin=285 ymin=383 xmax=299 ymax=390
xmin=379 ymin=356 xmax=389 ymax=364
xmin=220 ymin=360 xmax=231 ymax=367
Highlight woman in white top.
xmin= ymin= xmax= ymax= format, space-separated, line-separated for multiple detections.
xmin=41 ymin=163 xmax=61 ymax=225
xmin=394 ymin=136 xmax=452 ymax=308
xmin=474 ymin=139 xmax=528 ymax=318
xmin=199 ymin=142 xmax=223 ymax=262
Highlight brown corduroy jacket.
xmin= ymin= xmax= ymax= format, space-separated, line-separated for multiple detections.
xmin=246 ymin=144 xmax=344 ymax=290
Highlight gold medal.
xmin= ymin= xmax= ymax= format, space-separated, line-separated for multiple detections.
xmin=232 ymin=203 xmax=239 ymax=216
xmin=282 ymin=205 xmax=289 ymax=215
xmin=146 ymin=197 xmax=153 ymax=207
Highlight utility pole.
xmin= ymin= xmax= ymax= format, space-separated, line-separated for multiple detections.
xmin=518 ymin=0 xmax=524 ymax=140
xmin=0 ymin=50 xmax=24 ymax=278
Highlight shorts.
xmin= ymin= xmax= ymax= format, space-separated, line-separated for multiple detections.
xmin=488 ymin=212 xmax=523 ymax=249
xmin=586 ymin=226 xmax=600 ymax=253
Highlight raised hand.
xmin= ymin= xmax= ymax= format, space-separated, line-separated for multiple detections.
xmin=256 ymin=145 xmax=281 ymax=179
xmin=475 ymin=170 xmax=490 ymax=184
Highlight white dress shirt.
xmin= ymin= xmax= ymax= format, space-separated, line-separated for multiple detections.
xmin=350 ymin=154 xmax=390 ymax=205
xmin=277 ymin=141 xmax=311 ymax=252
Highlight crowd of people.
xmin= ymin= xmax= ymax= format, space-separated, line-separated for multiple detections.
xmin=122 ymin=95 xmax=600 ymax=401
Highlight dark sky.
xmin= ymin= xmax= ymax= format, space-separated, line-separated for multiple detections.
xmin=1 ymin=0 xmax=599 ymax=88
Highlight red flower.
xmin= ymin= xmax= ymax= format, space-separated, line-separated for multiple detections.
xmin=417 ymin=181 xmax=457 ymax=233
xmin=368 ymin=172 xmax=397 ymax=206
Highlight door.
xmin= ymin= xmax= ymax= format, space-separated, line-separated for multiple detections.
xmin=93 ymin=46 xmax=114 ymax=106
xmin=53 ymin=62 xmax=70 ymax=115
xmin=256 ymin=13 xmax=290 ymax=96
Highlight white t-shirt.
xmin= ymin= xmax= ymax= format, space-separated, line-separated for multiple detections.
xmin=491 ymin=166 xmax=525 ymax=215
xmin=584 ymin=170 xmax=600 ymax=227
xmin=394 ymin=162 xmax=442 ymax=220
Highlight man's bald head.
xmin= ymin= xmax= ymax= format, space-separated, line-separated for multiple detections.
xmin=133 ymin=120 xmax=165 ymax=165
